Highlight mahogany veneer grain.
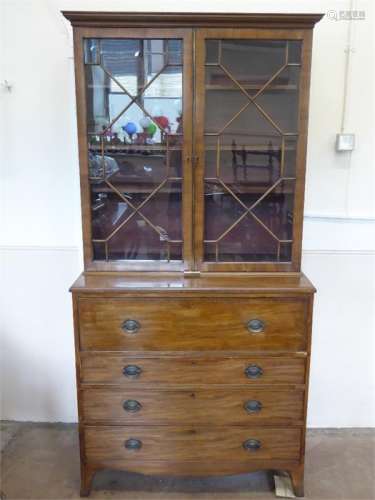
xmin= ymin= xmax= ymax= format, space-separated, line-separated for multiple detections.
xmin=65 ymin=9 xmax=321 ymax=497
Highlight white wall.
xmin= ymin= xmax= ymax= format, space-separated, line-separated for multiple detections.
xmin=1 ymin=0 xmax=374 ymax=426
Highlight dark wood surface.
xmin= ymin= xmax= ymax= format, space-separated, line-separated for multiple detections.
xmin=67 ymin=17 xmax=318 ymax=273
xmin=71 ymin=274 xmax=314 ymax=496
xmin=78 ymin=297 xmax=307 ymax=352
xmin=71 ymin=271 xmax=316 ymax=294
xmin=72 ymin=26 xmax=193 ymax=273
xmin=81 ymin=387 xmax=304 ymax=425
xmin=62 ymin=11 xmax=324 ymax=28
xmin=64 ymin=10 xmax=320 ymax=497
xmin=84 ymin=426 xmax=302 ymax=462
xmin=80 ymin=459 xmax=303 ymax=479
xmin=80 ymin=353 xmax=306 ymax=386
xmin=193 ymin=27 xmax=314 ymax=273
xmin=72 ymin=284 xmax=313 ymax=496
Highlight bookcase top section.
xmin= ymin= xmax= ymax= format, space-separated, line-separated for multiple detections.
xmin=62 ymin=11 xmax=324 ymax=29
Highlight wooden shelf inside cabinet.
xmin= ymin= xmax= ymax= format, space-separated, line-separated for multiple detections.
xmin=205 ymin=185 xmax=295 ymax=195
xmin=64 ymin=10 xmax=321 ymax=498
xmin=204 ymin=145 xmax=297 ymax=151
xmin=205 ymin=84 xmax=298 ymax=91
xmin=91 ymin=183 xmax=182 ymax=194
xmin=89 ymin=145 xmax=182 ymax=152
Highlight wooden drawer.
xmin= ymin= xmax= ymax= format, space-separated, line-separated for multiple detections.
xmin=81 ymin=354 xmax=306 ymax=386
xmin=82 ymin=388 xmax=304 ymax=425
xmin=84 ymin=425 xmax=302 ymax=463
xmin=78 ymin=297 xmax=307 ymax=351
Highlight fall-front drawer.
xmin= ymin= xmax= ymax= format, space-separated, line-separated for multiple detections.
xmin=84 ymin=426 xmax=302 ymax=463
xmin=81 ymin=388 xmax=304 ymax=425
xmin=81 ymin=354 xmax=306 ymax=386
xmin=78 ymin=297 xmax=307 ymax=351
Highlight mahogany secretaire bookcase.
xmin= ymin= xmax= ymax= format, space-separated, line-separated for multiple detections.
xmin=63 ymin=11 xmax=322 ymax=497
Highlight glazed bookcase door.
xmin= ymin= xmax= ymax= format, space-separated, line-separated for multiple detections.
xmin=75 ymin=28 xmax=193 ymax=271
xmin=194 ymin=29 xmax=312 ymax=272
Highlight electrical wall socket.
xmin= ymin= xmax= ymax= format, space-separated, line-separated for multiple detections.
xmin=336 ymin=133 xmax=355 ymax=151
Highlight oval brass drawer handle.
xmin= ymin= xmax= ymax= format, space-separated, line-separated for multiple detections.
xmin=124 ymin=438 xmax=142 ymax=450
xmin=243 ymin=438 xmax=261 ymax=451
xmin=247 ymin=318 xmax=265 ymax=334
xmin=123 ymin=399 xmax=142 ymax=413
xmin=245 ymin=364 xmax=263 ymax=379
xmin=123 ymin=365 xmax=142 ymax=379
xmin=244 ymin=400 xmax=262 ymax=414
xmin=122 ymin=319 xmax=140 ymax=334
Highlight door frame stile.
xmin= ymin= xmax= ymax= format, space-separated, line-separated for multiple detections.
xmin=193 ymin=29 xmax=206 ymax=271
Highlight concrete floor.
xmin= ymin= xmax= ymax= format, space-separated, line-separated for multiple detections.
xmin=1 ymin=422 xmax=374 ymax=500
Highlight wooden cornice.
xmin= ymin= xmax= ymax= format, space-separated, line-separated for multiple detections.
xmin=62 ymin=11 xmax=324 ymax=29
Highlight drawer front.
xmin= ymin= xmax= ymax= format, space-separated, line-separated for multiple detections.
xmin=78 ymin=298 xmax=307 ymax=351
xmin=85 ymin=425 xmax=301 ymax=462
xmin=81 ymin=354 xmax=306 ymax=386
xmin=82 ymin=388 xmax=304 ymax=425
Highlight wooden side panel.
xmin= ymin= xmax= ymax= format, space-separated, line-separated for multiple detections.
xmin=81 ymin=354 xmax=306 ymax=386
xmin=78 ymin=297 xmax=307 ymax=351
xmin=81 ymin=388 xmax=304 ymax=425
xmin=84 ymin=426 xmax=302 ymax=462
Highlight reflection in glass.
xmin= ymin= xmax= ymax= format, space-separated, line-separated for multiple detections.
xmin=205 ymin=214 xmax=279 ymax=262
xmin=106 ymin=217 xmax=177 ymax=261
xmin=287 ymin=41 xmax=302 ymax=64
xmin=220 ymin=40 xmax=286 ymax=95
xmin=205 ymin=69 xmax=249 ymax=134
xmin=84 ymin=38 xmax=184 ymax=262
xmin=252 ymin=179 xmax=295 ymax=240
xmin=255 ymin=66 xmax=300 ymax=134
xmin=91 ymin=182 xmax=182 ymax=262
xmin=84 ymin=39 xmax=100 ymax=64
xmin=205 ymin=135 xmax=283 ymax=200
xmin=204 ymin=180 xmax=246 ymax=241
xmin=284 ymin=135 xmax=298 ymax=177
xmin=140 ymin=180 xmax=182 ymax=242
xmin=206 ymin=40 xmax=219 ymax=64
xmin=203 ymin=39 xmax=301 ymax=263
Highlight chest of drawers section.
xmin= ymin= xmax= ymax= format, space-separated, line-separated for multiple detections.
xmin=72 ymin=283 xmax=314 ymax=497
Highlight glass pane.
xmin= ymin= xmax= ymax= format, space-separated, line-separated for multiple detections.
xmin=107 ymin=216 xmax=169 ymax=261
xmin=143 ymin=66 xmax=183 ymax=137
xmin=91 ymin=181 xmax=182 ymax=261
xmin=220 ymin=40 xmax=287 ymax=96
xmin=90 ymin=184 xmax=132 ymax=241
xmin=84 ymin=38 xmax=184 ymax=263
xmin=203 ymin=39 xmax=301 ymax=263
xmin=85 ymin=65 xmax=131 ymax=135
xmin=252 ymin=179 xmax=295 ymax=240
xmin=205 ymin=69 xmax=249 ymax=133
xmin=280 ymin=242 xmax=292 ymax=262
xmin=255 ymin=66 xmax=300 ymax=134
xmin=205 ymin=135 xmax=283 ymax=214
xmin=288 ymin=41 xmax=302 ymax=64
xmin=140 ymin=180 xmax=183 ymax=242
xmin=167 ymin=40 xmax=182 ymax=65
xmin=206 ymin=40 xmax=219 ymax=64
xmin=284 ymin=135 xmax=298 ymax=177
xmin=84 ymin=39 xmax=100 ymax=64
xmin=204 ymin=180 xmax=247 ymax=241
xmin=100 ymin=39 xmax=141 ymax=95
xmin=205 ymin=214 xmax=279 ymax=262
